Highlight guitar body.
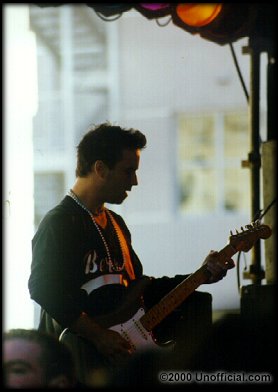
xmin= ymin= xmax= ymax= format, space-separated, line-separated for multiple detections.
xmin=109 ymin=307 xmax=159 ymax=352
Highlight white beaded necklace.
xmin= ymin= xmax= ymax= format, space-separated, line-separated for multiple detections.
xmin=67 ymin=189 xmax=125 ymax=272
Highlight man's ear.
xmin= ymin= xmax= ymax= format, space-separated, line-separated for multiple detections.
xmin=94 ymin=160 xmax=109 ymax=179
xmin=48 ymin=374 xmax=73 ymax=388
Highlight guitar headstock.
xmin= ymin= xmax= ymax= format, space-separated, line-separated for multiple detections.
xmin=229 ymin=221 xmax=272 ymax=252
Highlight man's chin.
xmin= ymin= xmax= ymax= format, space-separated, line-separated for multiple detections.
xmin=109 ymin=192 xmax=128 ymax=204
xmin=119 ymin=192 xmax=128 ymax=202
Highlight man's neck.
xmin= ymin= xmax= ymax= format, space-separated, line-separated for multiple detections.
xmin=71 ymin=178 xmax=104 ymax=216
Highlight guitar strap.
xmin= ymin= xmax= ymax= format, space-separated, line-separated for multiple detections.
xmin=107 ymin=211 xmax=136 ymax=281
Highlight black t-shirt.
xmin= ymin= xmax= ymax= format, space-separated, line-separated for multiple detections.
xmin=28 ymin=196 xmax=143 ymax=328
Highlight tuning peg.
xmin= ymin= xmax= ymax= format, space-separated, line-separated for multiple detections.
xmin=236 ymin=229 xmax=239 ymax=234
xmin=230 ymin=230 xmax=233 ymax=236
xmin=245 ymin=224 xmax=252 ymax=230
xmin=241 ymin=226 xmax=244 ymax=231
xmin=250 ymin=220 xmax=260 ymax=228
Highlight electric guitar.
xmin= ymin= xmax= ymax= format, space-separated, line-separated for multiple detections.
xmin=92 ymin=221 xmax=272 ymax=353
xmin=60 ymin=221 xmax=272 ymax=355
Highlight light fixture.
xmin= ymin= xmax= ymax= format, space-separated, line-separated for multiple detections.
xmin=135 ymin=4 xmax=172 ymax=19
xmin=172 ymin=3 xmax=257 ymax=45
xmin=86 ymin=4 xmax=132 ymax=18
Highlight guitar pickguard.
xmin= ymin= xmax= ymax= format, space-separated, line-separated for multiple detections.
xmin=109 ymin=307 xmax=158 ymax=352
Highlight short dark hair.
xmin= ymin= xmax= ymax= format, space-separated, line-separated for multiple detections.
xmin=76 ymin=122 xmax=147 ymax=177
xmin=4 ymin=328 xmax=76 ymax=384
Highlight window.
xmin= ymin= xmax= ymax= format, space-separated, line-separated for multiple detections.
xmin=178 ymin=111 xmax=250 ymax=214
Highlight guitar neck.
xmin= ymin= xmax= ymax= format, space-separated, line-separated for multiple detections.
xmin=140 ymin=243 xmax=237 ymax=331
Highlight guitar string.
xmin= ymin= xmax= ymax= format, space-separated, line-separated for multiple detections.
xmin=116 ymin=225 xmax=264 ymax=346
xmin=117 ymin=313 xmax=152 ymax=347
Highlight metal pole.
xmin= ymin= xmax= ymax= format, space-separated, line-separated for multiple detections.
xmin=243 ymin=38 xmax=265 ymax=284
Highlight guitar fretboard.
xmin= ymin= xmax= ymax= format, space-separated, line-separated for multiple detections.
xmin=140 ymin=243 xmax=236 ymax=331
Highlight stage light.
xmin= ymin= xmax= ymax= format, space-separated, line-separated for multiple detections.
xmin=135 ymin=3 xmax=172 ymax=19
xmin=175 ymin=4 xmax=222 ymax=27
xmin=86 ymin=4 xmax=132 ymax=18
xmin=172 ymin=3 xmax=257 ymax=45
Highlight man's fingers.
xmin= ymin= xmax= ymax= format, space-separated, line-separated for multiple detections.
xmin=225 ymin=259 xmax=236 ymax=269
